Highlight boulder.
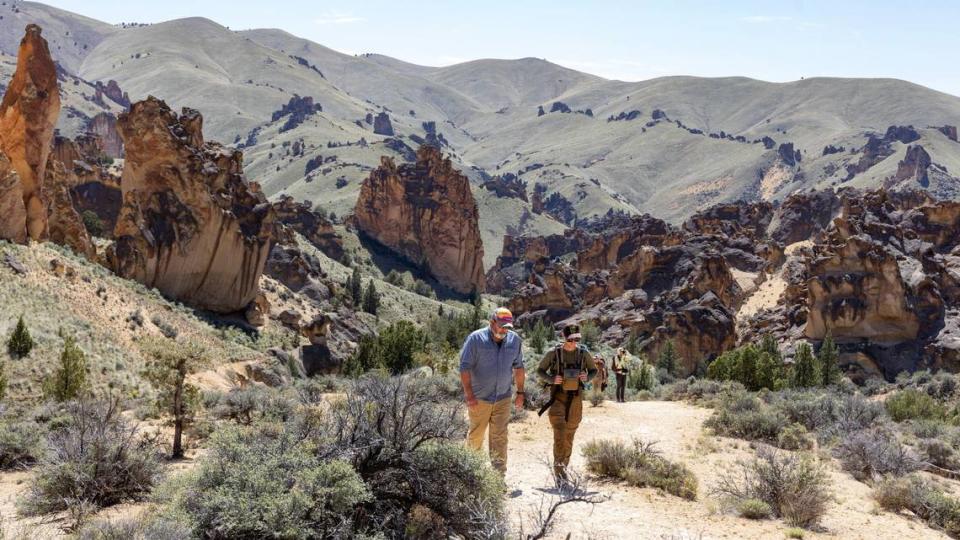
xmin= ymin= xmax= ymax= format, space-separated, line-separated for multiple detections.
xmin=109 ymin=96 xmax=274 ymax=313
xmin=353 ymin=145 xmax=485 ymax=294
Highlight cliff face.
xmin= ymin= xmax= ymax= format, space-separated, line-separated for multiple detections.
xmin=0 ymin=24 xmax=60 ymax=242
xmin=353 ymin=145 xmax=485 ymax=295
xmin=109 ymin=96 xmax=274 ymax=313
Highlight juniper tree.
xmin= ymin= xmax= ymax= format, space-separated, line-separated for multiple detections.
xmin=141 ymin=337 xmax=208 ymax=458
xmin=657 ymin=340 xmax=679 ymax=377
xmin=349 ymin=266 xmax=363 ymax=306
xmin=817 ymin=334 xmax=841 ymax=386
xmin=43 ymin=335 xmax=87 ymax=402
xmin=791 ymin=342 xmax=820 ymax=388
xmin=7 ymin=315 xmax=34 ymax=358
xmin=362 ymin=279 xmax=380 ymax=316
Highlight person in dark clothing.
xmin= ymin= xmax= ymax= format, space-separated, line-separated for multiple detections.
xmin=535 ymin=323 xmax=598 ymax=481
xmin=611 ymin=347 xmax=629 ymax=403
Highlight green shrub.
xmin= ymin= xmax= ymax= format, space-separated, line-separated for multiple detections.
xmin=409 ymin=442 xmax=506 ymax=536
xmin=346 ymin=320 xmax=428 ymax=376
xmin=713 ymin=447 xmax=830 ymax=528
xmin=42 ymin=334 xmax=88 ymax=402
xmin=873 ymin=474 xmax=960 ymax=537
xmin=885 ymin=388 xmax=947 ymax=422
xmin=0 ymin=359 xmax=6 ymax=402
xmin=777 ymin=423 xmax=814 ymax=451
xmin=7 ymin=314 xmax=35 ymax=358
xmin=527 ymin=318 xmax=553 ymax=355
xmin=580 ymin=320 xmax=600 ymax=349
xmin=738 ymin=498 xmax=773 ymax=520
xmin=832 ymin=427 xmax=920 ymax=482
xmin=19 ymin=399 xmax=162 ymax=518
xmin=80 ymin=210 xmax=105 ymax=238
xmin=706 ymin=395 xmax=787 ymax=442
xmin=0 ymin=420 xmax=44 ymax=469
xmin=76 ymin=514 xmax=191 ymax=540
xmin=708 ymin=344 xmax=785 ymax=391
xmin=165 ymin=425 xmax=370 ymax=539
xmin=582 ymin=438 xmax=698 ymax=500
xmin=628 ymin=356 xmax=656 ymax=391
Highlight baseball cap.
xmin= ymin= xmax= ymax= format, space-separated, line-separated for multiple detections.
xmin=492 ymin=307 xmax=514 ymax=329
xmin=562 ymin=323 xmax=581 ymax=340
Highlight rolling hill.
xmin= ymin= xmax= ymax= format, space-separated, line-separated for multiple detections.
xmin=2 ymin=1 xmax=960 ymax=263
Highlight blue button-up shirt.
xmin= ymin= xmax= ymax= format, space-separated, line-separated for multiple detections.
xmin=459 ymin=327 xmax=524 ymax=403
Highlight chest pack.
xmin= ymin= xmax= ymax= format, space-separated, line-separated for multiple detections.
xmin=538 ymin=345 xmax=586 ymax=421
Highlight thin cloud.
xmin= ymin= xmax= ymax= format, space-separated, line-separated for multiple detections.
xmin=315 ymin=11 xmax=365 ymax=25
xmin=741 ymin=15 xmax=793 ymax=23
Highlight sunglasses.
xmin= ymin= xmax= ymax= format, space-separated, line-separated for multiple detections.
xmin=566 ymin=337 xmax=581 ymax=342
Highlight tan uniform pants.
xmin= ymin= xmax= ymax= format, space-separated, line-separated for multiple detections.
xmin=548 ymin=391 xmax=583 ymax=476
xmin=467 ymin=397 xmax=512 ymax=474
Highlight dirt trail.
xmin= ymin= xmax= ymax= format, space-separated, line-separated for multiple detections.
xmin=503 ymin=400 xmax=945 ymax=539
xmin=1 ymin=399 xmax=945 ymax=539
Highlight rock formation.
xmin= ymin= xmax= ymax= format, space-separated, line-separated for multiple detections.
xmin=373 ymin=112 xmax=394 ymax=136
xmin=353 ymin=145 xmax=485 ymax=295
xmin=94 ymin=80 xmax=130 ymax=109
xmin=0 ymin=24 xmax=60 ymax=243
xmin=890 ymin=145 xmax=931 ymax=188
xmin=86 ymin=112 xmax=123 ymax=158
xmin=272 ymin=95 xmax=322 ymax=133
xmin=109 ymin=96 xmax=274 ymax=313
xmin=272 ymin=195 xmax=344 ymax=261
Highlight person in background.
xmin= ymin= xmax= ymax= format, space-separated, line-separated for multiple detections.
xmin=594 ymin=354 xmax=608 ymax=393
xmin=611 ymin=347 xmax=630 ymax=403
xmin=536 ymin=323 xmax=597 ymax=482
xmin=459 ymin=307 xmax=525 ymax=476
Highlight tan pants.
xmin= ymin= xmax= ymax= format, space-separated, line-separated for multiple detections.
xmin=467 ymin=397 xmax=512 ymax=474
xmin=548 ymin=391 xmax=583 ymax=477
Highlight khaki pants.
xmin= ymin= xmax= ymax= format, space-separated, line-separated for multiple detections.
xmin=548 ymin=391 xmax=583 ymax=477
xmin=467 ymin=397 xmax=512 ymax=474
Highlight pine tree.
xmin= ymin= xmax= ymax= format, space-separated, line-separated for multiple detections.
xmin=43 ymin=335 xmax=87 ymax=402
xmin=791 ymin=342 xmax=820 ymax=388
xmin=7 ymin=315 xmax=35 ymax=358
xmin=362 ymin=279 xmax=380 ymax=315
xmin=818 ymin=334 xmax=841 ymax=386
xmin=657 ymin=340 xmax=679 ymax=376
xmin=350 ymin=267 xmax=363 ymax=306
xmin=141 ymin=337 xmax=208 ymax=459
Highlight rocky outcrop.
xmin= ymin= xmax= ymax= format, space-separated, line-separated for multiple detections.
xmin=481 ymin=173 xmax=528 ymax=201
xmin=109 ymin=97 xmax=274 ymax=313
xmin=86 ymin=112 xmax=123 ymax=158
xmin=768 ymin=189 xmax=841 ymax=245
xmin=0 ymin=24 xmax=60 ymax=243
xmin=272 ymin=195 xmax=343 ymax=261
xmin=939 ymin=125 xmax=958 ymax=142
xmin=272 ymin=95 xmax=322 ymax=133
xmin=889 ymin=145 xmax=931 ymax=188
xmin=94 ymin=80 xmax=130 ymax=109
xmin=353 ymin=145 xmax=485 ymax=295
xmin=373 ymin=112 xmax=394 ymax=136
xmin=43 ymin=148 xmax=96 ymax=259
xmin=740 ymin=188 xmax=960 ymax=379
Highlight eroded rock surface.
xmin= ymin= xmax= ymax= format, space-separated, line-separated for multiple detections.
xmin=109 ymin=96 xmax=274 ymax=313
xmin=0 ymin=24 xmax=60 ymax=242
xmin=353 ymin=145 xmax=485 ymax=294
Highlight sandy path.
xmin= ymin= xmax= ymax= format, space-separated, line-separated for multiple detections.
xmin=503 ymin=400 xmax=946 ymax=539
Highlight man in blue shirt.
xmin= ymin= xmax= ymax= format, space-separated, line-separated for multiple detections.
xmin=459 ymin=307 xmax=525 ymax=475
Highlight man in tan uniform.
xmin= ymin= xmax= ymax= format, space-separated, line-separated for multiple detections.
xmin=536 ymin=323 xmax=598 ymax=481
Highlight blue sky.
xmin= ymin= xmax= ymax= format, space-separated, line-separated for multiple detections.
xmin=43 ymin=0 xmax=960 ymax=96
